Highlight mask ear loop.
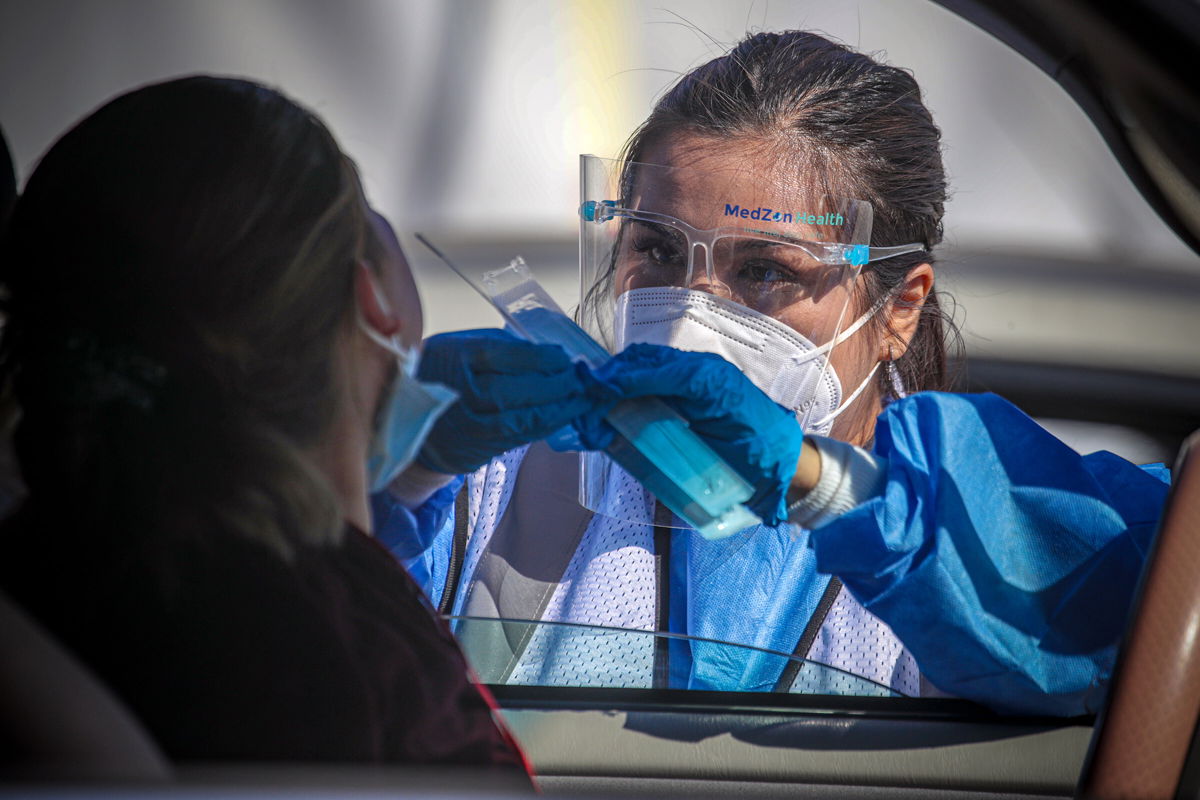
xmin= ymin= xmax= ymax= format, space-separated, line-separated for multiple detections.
xmin=789 ymin=293 xmax=891 ymax=366
xmin=357 ymin=270 xmax=419 ymax=372
xmin=810 ymin=360 xmax=880 ymax=429
xmin=804 ymin=291 xmax=891 ymax=429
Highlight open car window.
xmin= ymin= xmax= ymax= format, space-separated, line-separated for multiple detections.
xmin=2 ymin=0 xmax=1196 ymax=746
xmin=407 ymin=0 xmax=1198 ymax=717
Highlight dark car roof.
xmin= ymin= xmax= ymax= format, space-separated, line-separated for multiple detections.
xmin=932 ymin=0 xmax=1200 ymax=256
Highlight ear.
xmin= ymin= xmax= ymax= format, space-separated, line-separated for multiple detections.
xmin=879 ymin=262 xmax=934 ymax=360
xmin=355 ymin=260 xmax=403 ymax=339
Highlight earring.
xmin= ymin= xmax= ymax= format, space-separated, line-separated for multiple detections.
xmin=886 ymin=347 xmax=907 ymax=400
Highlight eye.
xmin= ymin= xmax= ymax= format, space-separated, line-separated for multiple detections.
xmin=631 ymin=233 xmax=685 ymax=267
xmin=741 ymin=259 xmax=797 ymax=285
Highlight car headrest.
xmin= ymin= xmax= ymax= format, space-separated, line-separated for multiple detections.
xmin=0 ymin=588 xmax=171 ymax=781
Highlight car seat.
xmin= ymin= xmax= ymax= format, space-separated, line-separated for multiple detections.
xmin=0 ymin=588 xmax=170 ymax=781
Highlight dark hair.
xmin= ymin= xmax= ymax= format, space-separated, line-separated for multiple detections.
xmin=619 ymin=30 xmax=961 ymax=396
xmin=0 ymin=76 xmax=371 ymax=557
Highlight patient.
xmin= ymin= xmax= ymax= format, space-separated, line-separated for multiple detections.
xmin=0 ymin=76 xmax=528 ymax=774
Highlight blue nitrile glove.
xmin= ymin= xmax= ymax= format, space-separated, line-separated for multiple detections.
xmin=415 ymin=328 xmax=620 ymax=475
xmin=588 ymin=343 xmax=803 ymax=526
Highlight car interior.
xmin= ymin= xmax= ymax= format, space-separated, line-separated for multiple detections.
xmin=1 ymin=0 xmax=1198 ymax=798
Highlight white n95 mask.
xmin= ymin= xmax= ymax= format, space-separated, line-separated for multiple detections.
xmin=614 ymin=287 xmax=880 ymax=436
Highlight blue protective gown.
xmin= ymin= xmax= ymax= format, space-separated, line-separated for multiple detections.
xmin=374 ymin=392 xmax=1171 ymax=715
xmin=807 ymin=392 xmax=1170 ymax=715
xmin=369 ymin=476 xmax=463 ymax=590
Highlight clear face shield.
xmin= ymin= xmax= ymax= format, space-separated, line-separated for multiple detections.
xmin=577 ymin=154 xmax=922 ymax=530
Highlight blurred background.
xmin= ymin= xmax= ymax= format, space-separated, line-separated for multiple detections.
xmin=2 ymin=0 xmax=1198 ymax=463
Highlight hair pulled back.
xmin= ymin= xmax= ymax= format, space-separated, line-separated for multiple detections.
xmin=623 ymin=30 xmax=960 ymax=395
xmin=0 ymin=76 xmax=370 ymax=557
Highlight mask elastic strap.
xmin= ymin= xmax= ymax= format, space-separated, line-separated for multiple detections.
xmin=833 ymin=294 xmax=887 ymax=344
xmin=359 ymin=318 xmax=409 ymax=358
xmin=810 ymin=360 xmax=881 ymax=429
xmin=358 ymin=273 xmax=420 ymax=373
xmin=792 ymin=293 xmax=890 ymax=364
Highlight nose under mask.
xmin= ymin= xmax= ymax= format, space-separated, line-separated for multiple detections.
xmin=614 ymin=287 xmax=880 ymax=436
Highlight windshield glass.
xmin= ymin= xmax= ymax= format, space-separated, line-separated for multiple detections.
xmin=4 ymin=0 xmax=1197 ymax=724
xmin=392 ymin=0 xmax=1197 ymax=713
xmin=449 ymin=616 xmax=902 ymax=697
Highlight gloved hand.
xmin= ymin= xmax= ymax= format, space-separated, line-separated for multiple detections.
xmin=586 ymin=344 xmax=803 ymax=526
xmin=415 ymin=328 xmax=619 ymax=475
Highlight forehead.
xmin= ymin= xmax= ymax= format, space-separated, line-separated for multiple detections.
xmin=631 ymin=137 xmax=849 ymax=239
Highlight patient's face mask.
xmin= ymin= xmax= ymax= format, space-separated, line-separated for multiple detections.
xmin=359 ymin=280 xmax=457 ymax=492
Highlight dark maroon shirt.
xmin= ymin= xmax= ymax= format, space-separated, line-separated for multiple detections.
xmin=1 ymin=507 xmax=527 ymax=773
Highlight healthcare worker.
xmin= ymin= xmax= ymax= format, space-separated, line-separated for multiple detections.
xmin=379 ymin=31 xmax=1171 ymax=716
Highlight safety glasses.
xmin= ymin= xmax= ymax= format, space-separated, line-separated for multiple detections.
xmin=582 ymin=200 xmax=925 ymax=316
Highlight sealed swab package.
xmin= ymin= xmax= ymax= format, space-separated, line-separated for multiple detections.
xmin=481 ymin=258 xmax=760 ymax=539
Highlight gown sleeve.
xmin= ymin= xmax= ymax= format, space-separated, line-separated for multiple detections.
xmin=807 ymin=391 xmax=1171 ymax=716
xmin=370 ymin=476 xmax=463 ymax=593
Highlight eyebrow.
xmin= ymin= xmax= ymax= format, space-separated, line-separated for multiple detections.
xmin=629 ymin=218 xmax=686 ymax=244
xmin=730 ymin=239 xmax=784 ymax=252
xmin=728 ymin=236 xmax=826 ymax=261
